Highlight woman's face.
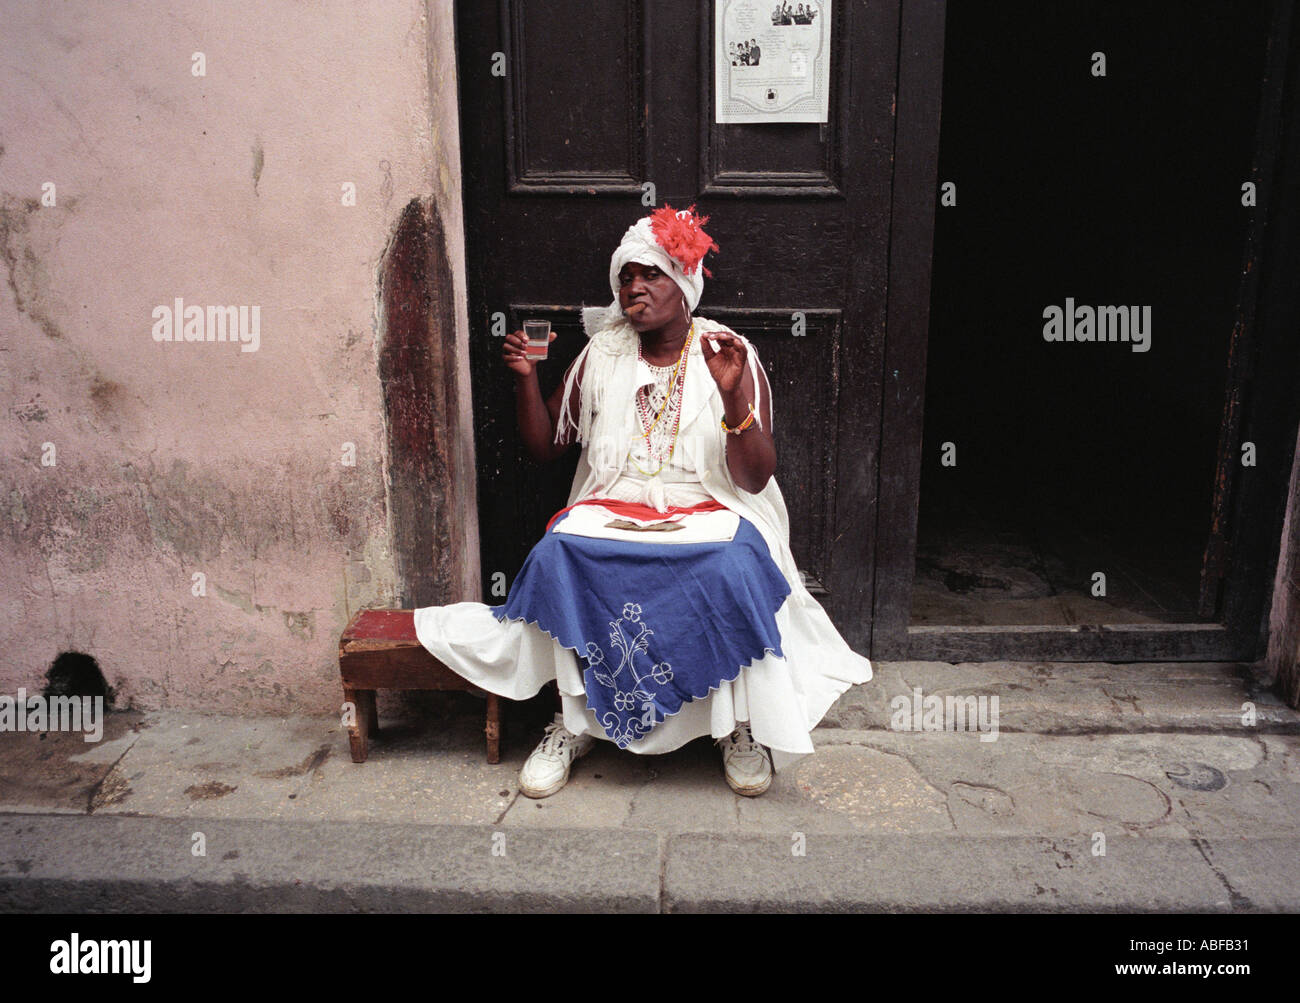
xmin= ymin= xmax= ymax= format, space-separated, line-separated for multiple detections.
xmin=618 ymin=260 xmax=685 ymax=331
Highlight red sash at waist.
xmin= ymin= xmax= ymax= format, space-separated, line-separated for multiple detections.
xmin=545 ymin=496 xmax=729 ymax=533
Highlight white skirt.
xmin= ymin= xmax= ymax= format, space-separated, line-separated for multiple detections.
xmin=413 ymin=476 xmax=871 ymax=772
xmin=414 ymin=596 xmax=869 ymax=772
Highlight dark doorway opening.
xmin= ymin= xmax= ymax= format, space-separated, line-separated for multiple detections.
xmin=915 ymin=1 xmax=1271 ymax=630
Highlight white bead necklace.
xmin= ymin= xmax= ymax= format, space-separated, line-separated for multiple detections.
xmin=636 ymin=360 xmax=684 ymax=466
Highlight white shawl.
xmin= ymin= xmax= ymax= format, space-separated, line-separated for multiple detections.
xmin=553 ymin=309 xmax=819 ymax=611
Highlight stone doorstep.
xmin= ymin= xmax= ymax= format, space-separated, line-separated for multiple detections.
xmin=819 ymin=660 xmax=1300 ymax=734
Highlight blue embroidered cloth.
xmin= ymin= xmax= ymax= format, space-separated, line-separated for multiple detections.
xmin=490 ymin=509 xmax=791 ymax=747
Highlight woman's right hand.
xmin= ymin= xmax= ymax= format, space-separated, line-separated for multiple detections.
xmin=503 ymin=328 xmax=557 ymax=377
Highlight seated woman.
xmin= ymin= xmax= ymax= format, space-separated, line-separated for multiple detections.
xmin=414 ymin=205 xmax=872 ymax=799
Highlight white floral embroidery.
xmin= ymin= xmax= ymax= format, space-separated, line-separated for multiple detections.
xmin=584 ymin=602 xmax=674 ymax=748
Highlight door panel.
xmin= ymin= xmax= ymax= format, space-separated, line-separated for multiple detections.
xmin=502 ymin=0 xmax=646 ymax=193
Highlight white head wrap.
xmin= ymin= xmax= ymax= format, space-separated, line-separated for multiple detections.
xmin=607 ymin=215 xmax=704 ymax=312
xmin=582 ymin=209 xmax=713 ymax=339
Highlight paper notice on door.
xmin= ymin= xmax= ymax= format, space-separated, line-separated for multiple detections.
xmin=716 ymin=0 xmax=831 ymax=123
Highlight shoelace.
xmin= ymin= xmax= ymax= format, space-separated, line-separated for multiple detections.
xmin=538 ymin=722 xmax=575 ymax=758
xmin=720 ymin=723 xmax=758 ymax=756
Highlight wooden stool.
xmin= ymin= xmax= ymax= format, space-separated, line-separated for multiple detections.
xmin=338 ymin=608 xmax=502 ymax=763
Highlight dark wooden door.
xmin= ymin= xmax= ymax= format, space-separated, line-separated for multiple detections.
xmin=456 ymin=0 xmax=939 ymax=654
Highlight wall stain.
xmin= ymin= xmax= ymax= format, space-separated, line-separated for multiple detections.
xmin=212 ymin=582 xmax=272 ymax=615
xmin=11 ymin=399 xmax=47 ymax=422
xmin=283 ymin=610 xmax=316 ymax=639
xmin=251 ymin=138 xmax=264 ymax=195
xmin=89 ymin=376 xmax=126 ymax=416
xmin=0 ymin=195 xmax=64 ymax=339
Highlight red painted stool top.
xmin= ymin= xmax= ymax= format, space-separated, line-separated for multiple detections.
xmin=342 ymin=608 xmax=418 ymax=645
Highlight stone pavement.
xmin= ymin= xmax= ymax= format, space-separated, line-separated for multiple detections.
xmin=1 ymin=660 xmax=1299 ymax=912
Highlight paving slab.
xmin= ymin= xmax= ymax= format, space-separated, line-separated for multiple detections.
xmin=4 ymin=710 xmax=1299 ymax=842
xmin=0 ymin=660 xmax=1296 ymax=911
xmin=808 ymin=730 xmax=1300 ymax=839
xmin=0 ymin=711 xmax=145 ymax=813
xmin=740 ymin=742 xmax=955 ymax=833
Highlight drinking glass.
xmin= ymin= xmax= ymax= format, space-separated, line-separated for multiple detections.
xmin=524 ymin=319 xmax=551 ymax=361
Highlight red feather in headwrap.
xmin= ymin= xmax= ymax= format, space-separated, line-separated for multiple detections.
xmin=648 ymin=203 xmax=720 ymax=279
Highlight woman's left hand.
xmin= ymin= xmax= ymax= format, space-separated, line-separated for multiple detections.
xmin=700 ymin=329 xmax=748 ymax=394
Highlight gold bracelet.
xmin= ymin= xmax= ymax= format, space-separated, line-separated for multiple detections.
xmin=721 ymin=402 xmax=756 ymax=434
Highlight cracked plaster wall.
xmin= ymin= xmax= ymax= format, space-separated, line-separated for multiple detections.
xmin=0 ymin=2 xmax=468 ymax=712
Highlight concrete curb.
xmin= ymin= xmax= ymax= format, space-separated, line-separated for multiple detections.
xmin=3 ymin=814 xmax=1297 ymax=913
xmin=0 ymin=814 xmax=660 ymax=913
xmin=663 ymin=833 xmax=1300 ymax=912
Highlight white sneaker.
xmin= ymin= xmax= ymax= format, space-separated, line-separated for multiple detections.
xmin=718 ymin=721 xmax=773 ymax=796
xmin=518 ymin=714 xmax=595 ymax=799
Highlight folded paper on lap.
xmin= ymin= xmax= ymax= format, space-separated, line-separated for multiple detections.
xmin=551 ymin=503 xmax=740 ymax=544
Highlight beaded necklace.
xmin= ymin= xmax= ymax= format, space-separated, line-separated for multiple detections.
xmin=628 ymin=321 xmax=694 ymax=477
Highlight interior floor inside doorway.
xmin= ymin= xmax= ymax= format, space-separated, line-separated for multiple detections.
xmin=911 ymin=489 xmax=1206 ymax=627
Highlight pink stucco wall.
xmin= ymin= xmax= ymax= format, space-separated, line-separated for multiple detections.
xmin=0 ymin=1 xmax=468 ymax=712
